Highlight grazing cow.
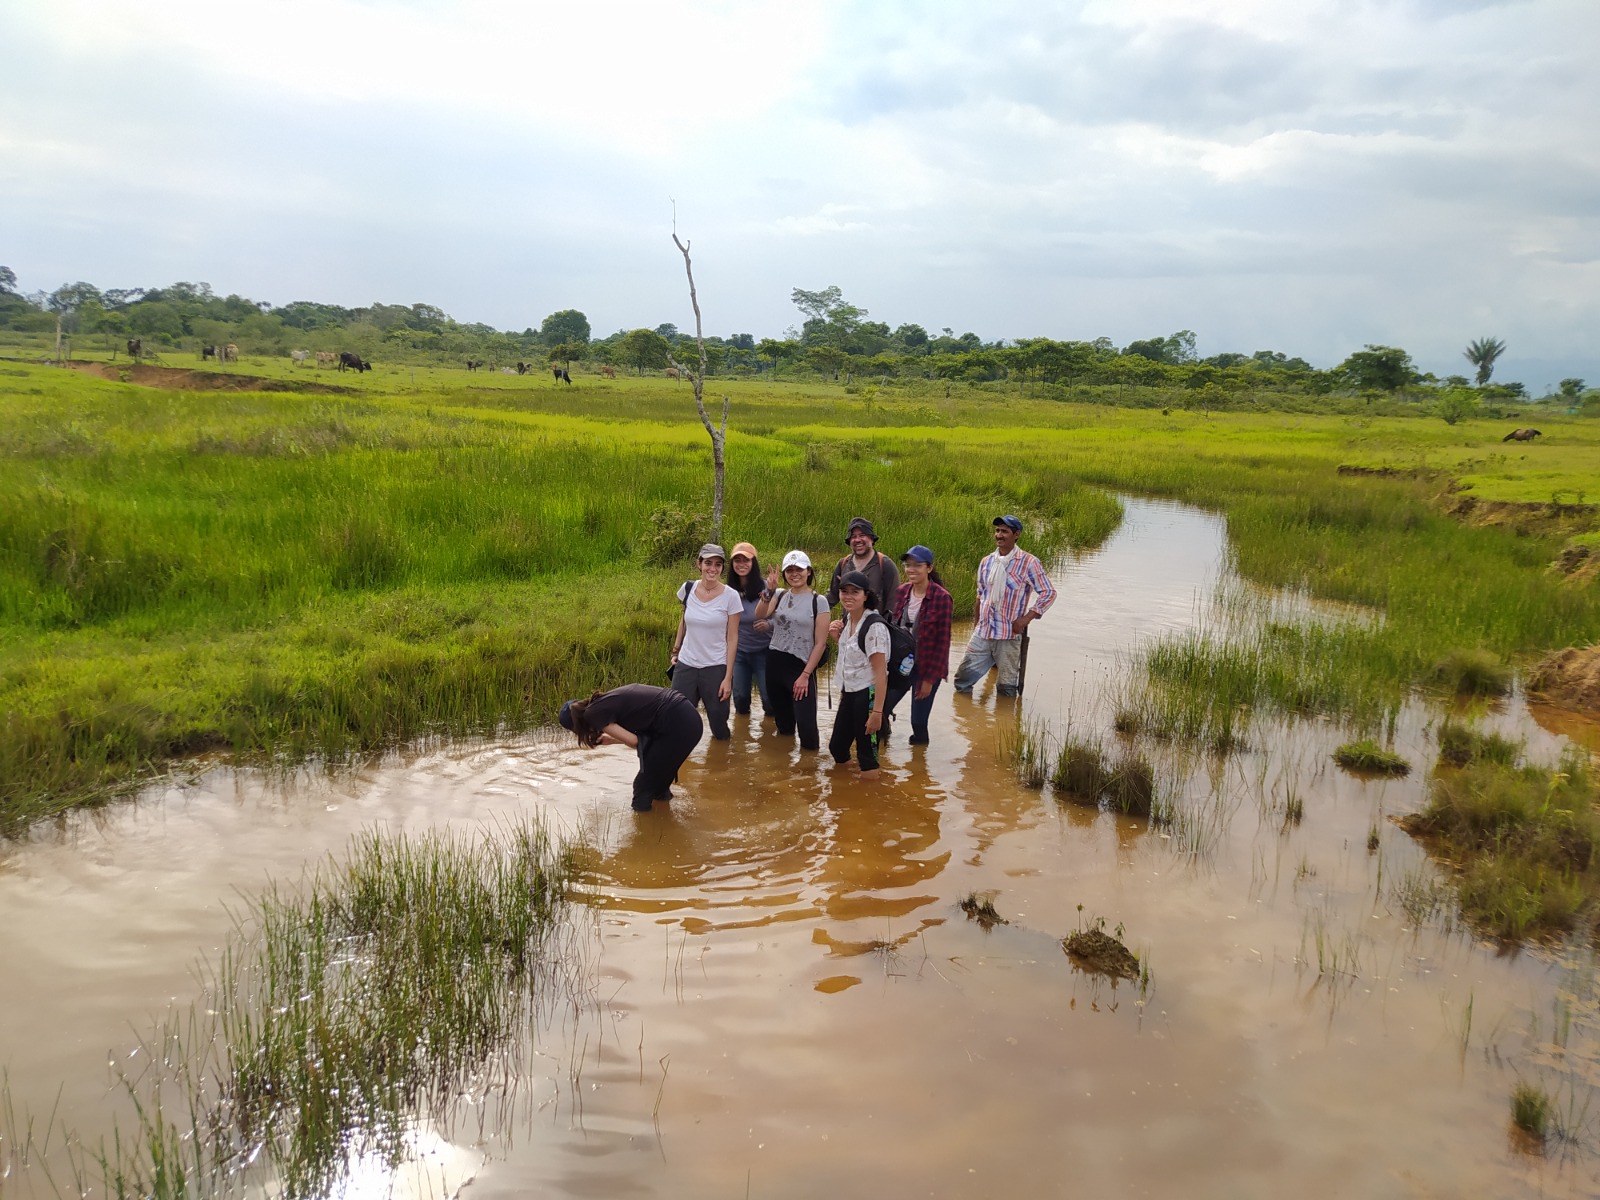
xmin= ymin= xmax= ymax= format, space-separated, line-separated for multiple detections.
xmin=291 ymin=349 xmax=309 ymax=366
xmin=515 ymin=361 xmax=530 ymax=375
xmin=224 ymin=343 xmax=239 ymax=363
xmin=338 ymin=351 xmax=371 ymax=373
xmin=126 ymin=338 xmax=143 ymax=360
xmin=663 ymin=367 xmax=679 ymax=380
xmin=598 ymin=365 xmax=616 ymax=379
xmin=465 ymin=359 xmax=483 ymax=372
xmin=315 ymin=351 xmax=336 ymax=369
xmin=1502 ymin=428 xmax=1543 ymax=442
xmin=201 ymin=344 xmax=218 ymax=361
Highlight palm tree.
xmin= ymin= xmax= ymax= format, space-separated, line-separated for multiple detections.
xmin=1464 ymin=336 xmax=1507 ymax=386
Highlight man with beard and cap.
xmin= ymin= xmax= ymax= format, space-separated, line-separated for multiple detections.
xmin=952 ymin=514 xmax=1056 ymax=697
xmin=826 ymin=516 xmax=900 ymax=609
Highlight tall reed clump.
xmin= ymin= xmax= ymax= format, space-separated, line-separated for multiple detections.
xmin=1002 ymin=719 xmax=1051 ymax=789
xmin=1436 ymin=720 xmax=1522 ymax=768
xmin=1399 ymin=750 xmax=1598 ymax=939
xmin=2 ymin=819 xmax=588 ymax=1198
xmin=1050 ymin=733 xmax=1157 ymax=816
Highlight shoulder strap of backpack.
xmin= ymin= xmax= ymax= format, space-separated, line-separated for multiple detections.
xmin=856 ymin=612 xmax=887 ymax=653
xmin=680 ymin=580 xmax=695 ymax=606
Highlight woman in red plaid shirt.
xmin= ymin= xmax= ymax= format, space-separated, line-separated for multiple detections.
xmin=884 ymin=545 xmax=954 ymax=745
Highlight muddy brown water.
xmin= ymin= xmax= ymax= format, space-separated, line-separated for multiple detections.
xmin=4 ymin=497 xmax=1600 ymax=1198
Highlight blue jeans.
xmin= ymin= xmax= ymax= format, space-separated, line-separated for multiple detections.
xmin=732 ymin=646 xmax=771 ymax=716
xmin=885 ymin=678 xmax=942 ymax=743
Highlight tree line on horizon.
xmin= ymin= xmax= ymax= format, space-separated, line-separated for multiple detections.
xmin=1 ymin=268 xmax=1588 ymax=406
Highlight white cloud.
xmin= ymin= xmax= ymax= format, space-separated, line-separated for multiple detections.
xmin=2 ymin=0 xmax=1597 ymax=383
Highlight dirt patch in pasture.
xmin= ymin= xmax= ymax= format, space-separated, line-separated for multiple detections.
xmin=1336 ymin=464 xmax=1437 ymax=481
xmin=1525 ymin=645 xmax=1600 ymax=719
xmin=1061 ymin=928 xmax=1141 ymax=981
xmin=64 ymin=361 xmax=356 ymax=395
xmin=1438 ymin=493 xmax=1599 ymax=537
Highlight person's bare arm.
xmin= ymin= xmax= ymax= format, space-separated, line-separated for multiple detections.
xmin=719 ymin=611 xmax=739 ymax=701
xmin=596 ymin=724 xmax=638 ymax=748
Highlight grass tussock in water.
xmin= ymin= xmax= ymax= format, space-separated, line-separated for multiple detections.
xmin=1 ymin=818 xmax=587 ymax=1198
xmin=1002 ymin=720 xmax=1051 ymax=789
xmin=959 ymin=891 xmax=1007 ymax=930
xmin=1332 ymin=739 xmax=1410 ymax=776
xmin=1436 ymin=720 xmax=1523 ymax=768
xmin=1049 ymin=734 xmax=1158 ymax=816
xmin=1430 ymin=648 xmax=1513 ymax=697
xmin=1399 ymin=750 xmax=1598 ymax=939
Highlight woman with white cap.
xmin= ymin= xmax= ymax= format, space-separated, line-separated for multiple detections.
xmin=727 ymin=541 xmax=773 ymax=719
xmin=670 ymin=543 xmax=743 ymax=740
xmin=756 ymin=549 xmax=831 ymax=750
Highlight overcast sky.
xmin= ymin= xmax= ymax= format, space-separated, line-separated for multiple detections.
xmin=3 ymin=0 xmax=1596 ymax=386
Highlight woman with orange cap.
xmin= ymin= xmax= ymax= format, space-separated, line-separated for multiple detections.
xmin=728 ymin=541 xmax=773 ymax=720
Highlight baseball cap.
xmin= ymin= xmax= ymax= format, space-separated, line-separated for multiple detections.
xmin=558 ymin=700 xmax=575 ymax=731
xmin=992 ymin=515 xmax=1023 ymax=533
xmin=837 ymin=570 xmax=872 ymax=592
xmin=697 ymin=542 xmax=727 ymax=561
xmin=901 ymin=544 xmax=935 ymax=564
xmin=782 ymin=549 xmax=812 ymax=570
xmin=730 ymin=541 xmax=757 ymax=560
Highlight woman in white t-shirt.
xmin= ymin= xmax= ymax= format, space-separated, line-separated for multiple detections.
xmin=669 ymin=543 xmax=744 ymax=740
xmin=827 ymin=570 xmax=890 ymax=780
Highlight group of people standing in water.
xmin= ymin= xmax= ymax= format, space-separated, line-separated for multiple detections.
xmin=559 ymin=514 xmax=1058 ymax=811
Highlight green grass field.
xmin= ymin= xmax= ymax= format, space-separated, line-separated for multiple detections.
xmin=2 ymin=357 xmax=1598 ymax=830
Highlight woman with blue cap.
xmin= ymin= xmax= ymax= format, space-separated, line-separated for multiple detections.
xmin=559 ymin=684 xmax=703 ymax=812
xmin=884 ymin=545 xmax=954 ymax=745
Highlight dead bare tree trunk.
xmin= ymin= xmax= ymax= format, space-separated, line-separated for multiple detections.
xmin=668 ymin=232 xmax=728 ymax=538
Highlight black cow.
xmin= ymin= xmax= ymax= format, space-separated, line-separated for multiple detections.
xmin=515 ymin=361 xmax=530 ymax=375
xmin=126 ymin=338 xmax=142 ymax=360
xmin=338 ymin=351 xmax=371 ymax=373
xmin=201 ymin=344 xmax=218 ymax=361
xmin=466 ymin=359 xmax=483 ymax=372
xmin=1502 ymin=428 xmax=1543 ymax=442
xmin=552 ymin=367 xmax=571 ymax=384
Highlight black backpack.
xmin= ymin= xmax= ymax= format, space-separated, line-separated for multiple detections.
xmin=857 ymin=612 xmax=916 ymax=679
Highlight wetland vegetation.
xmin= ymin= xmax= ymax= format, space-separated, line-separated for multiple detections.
xmin=0 ymin=819 xmax=585 ymax=1198
xmin=2 ymin=356 xmax=1600 ymax=938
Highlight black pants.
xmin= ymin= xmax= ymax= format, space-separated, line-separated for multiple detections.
xmin=670 ymin=663 xmax=731 ymax=740
xmin=633 ymin=696 xmax=704 ymax=809
xmin=829 ymin=687 xmax=880 ymax=771
xmin=765 ymin=649 xmax=820 ymax=750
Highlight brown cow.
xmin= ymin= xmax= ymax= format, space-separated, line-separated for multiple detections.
xmin=1502 ymin=428 xmax=1543 ymax=442
xmin=663 ymin=367 xmax=679 ymax=380
xmin=315 ymin=351 xmax=336 ymax=369
xmin=599 ymin=365 xmax=617 ymax=379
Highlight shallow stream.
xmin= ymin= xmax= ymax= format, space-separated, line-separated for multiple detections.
xmin=4 ymin=497 xmax=1600 ymax=1198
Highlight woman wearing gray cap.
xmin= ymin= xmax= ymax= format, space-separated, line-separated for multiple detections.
xmin=756 ymin=549 xmax=831 ymax=750
xmin=670 ymin=543 xmax=743 ymax=739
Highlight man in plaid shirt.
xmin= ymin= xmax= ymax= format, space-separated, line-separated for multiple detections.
xmin=952 ymin=514 xmax=1056 ymax=697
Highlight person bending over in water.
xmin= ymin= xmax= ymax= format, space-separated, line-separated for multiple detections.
xmin=559 ymin=684 xmax=704 ymax=812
